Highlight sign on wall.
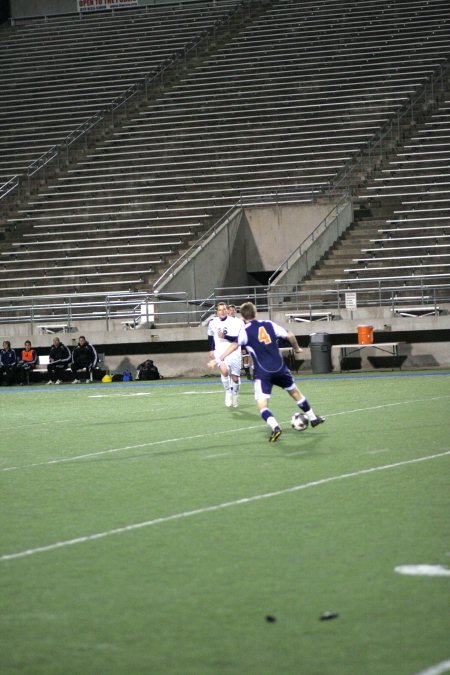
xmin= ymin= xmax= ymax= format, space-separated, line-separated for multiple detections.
xmin=78 ymin=0 xmax=138 ymax=12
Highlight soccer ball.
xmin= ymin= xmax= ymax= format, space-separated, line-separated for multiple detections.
xmin=291 ymin=412 xmax=308 ymax=431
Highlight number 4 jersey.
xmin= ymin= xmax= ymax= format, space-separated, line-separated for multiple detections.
xmin=237 ymin=319 xmax=288 ymax=375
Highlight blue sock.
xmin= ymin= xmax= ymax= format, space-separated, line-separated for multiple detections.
xmin=297 ymin=396 xmax=311 ymax=413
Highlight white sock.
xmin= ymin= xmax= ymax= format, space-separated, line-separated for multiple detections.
xmin=221 ymin=374 xmax=231 ymax=391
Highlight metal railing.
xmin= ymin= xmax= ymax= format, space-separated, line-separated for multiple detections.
xmin=153 ymin=186 xmax=331 ymax=292
xmin=268 ymin=194 xmax=352 ymax=287
xmin=0 ymin=281 xmax=447 ymax=332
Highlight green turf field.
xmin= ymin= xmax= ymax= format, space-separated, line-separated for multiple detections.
xmin=1 ymin=371 xmax=449 ymax=675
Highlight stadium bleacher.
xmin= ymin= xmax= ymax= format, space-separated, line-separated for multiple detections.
xmin=0 ymin=0 xmax=449 ymax=312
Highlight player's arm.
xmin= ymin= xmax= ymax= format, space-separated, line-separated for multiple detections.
xmin=207 ymin=334 xmax=215 ymax=358
xmin=286 ymin=330 xmax=303 ymax=355
xmin=207 ymin=338 xmax=239 ymax=369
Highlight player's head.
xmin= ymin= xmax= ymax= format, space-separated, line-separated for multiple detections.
xmin=216 ymin=302 xmax=227 ymax=318
xmin=240 ymin=302 xmax=257 ymax=321
xmin=3 ymin=340 xmax=11 ymax=350
xmin=78 ymin=336 xmax=87 ymax=345
xmin=52 ymin=337 xmax=61 ymax=347
xmin=227 ymin=304 xmax=236 ymax=317
xmin=24 ymin=340 xmax=31 ymax=349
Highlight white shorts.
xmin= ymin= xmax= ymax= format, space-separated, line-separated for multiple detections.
xmin=215 ymin=348 xmax=242 ymax=377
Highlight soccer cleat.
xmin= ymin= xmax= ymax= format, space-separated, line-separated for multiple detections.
xmin=311 ymin=416 xmax=325 ymax=428
xmin=47 ymin=380 xmax=54 ymax=385
xmin=232 ymin=393 xmax=239 ymax=408
xmin=269 ymin=426 xmax=282 ymax=442
xmin=225 ymin=391 xmax=233 ymax=407
xmin=72 ymin=379 xmax=80 ymax=384
xmin=55 ymin=379 xmax=63 ymax=385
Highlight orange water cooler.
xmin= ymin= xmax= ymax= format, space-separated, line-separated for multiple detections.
xmin=357 ymin=325 xmax=374 ymax=344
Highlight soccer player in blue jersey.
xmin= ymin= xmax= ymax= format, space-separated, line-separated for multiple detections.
xmin=208 ymin=301 xmax=324 ymax=442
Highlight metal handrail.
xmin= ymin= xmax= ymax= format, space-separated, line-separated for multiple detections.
xmin=0 ymin=282 xmax=448 ymax=330
xmin=0 ymin=175 xmax=20 ymax=200
xmin=152 ymin=185 xmax=330 ymax=291
xmin=268 ymin=193 xmax=351 ymax=286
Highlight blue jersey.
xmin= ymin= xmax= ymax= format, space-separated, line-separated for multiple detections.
xmin=238 ymin=319 xmax=288 ymax=375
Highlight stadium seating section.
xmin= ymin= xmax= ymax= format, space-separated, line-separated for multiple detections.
xmin=0 ymin=0 xmax=449 ymax=312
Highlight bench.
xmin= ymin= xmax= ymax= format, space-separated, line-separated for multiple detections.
xmin=391 ymin=305 xmax=441 ymax=318
xmin=34 ymin=353 xmax=105 ymax=381
xmin=286 ymin=311 xmax=333 ymax=323
xmin=37 ymin=324 xmax=71 ymax=334
xmin=332 ymin=342 xmax=403 ymax=371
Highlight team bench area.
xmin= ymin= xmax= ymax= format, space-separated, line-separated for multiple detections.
xmin=31 ymin=354 xmax=105 ymax=383
xmin=332 ymin=342 xmax=404 ymax=371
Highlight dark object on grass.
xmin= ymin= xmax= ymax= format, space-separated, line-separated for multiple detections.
xmin=265 ymin=615 xmax=276 ymax=623
xmin=320 ymin=611 xmax=338 ymax=621
xmin=136 ymin=359 xmax=160 ymax=380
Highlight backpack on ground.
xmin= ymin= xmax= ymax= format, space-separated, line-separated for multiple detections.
xmin=136 ymin=359 xmax=160 ymax=380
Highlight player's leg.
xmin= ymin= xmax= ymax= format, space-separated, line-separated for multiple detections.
xmin=218 ymin=360 xmax=232 ymax=407
xmin=227 ymin=350 xmax=242 ymax=407
xmin=70 ymin=359 xmax=81 ymax=383
xmin=242 ymin=348 xmax=252 ymax=380
xmin=287 ymin=384 xmax=325 ymax=427
xmin=254 ymin=378 xmax=282 ymax=441
xmin=47 ymin=363 xmax=56 ymax=384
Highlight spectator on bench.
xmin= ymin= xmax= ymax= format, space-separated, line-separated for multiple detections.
xmin=47 ymin=337 xmax=71 ymax=385
xmin=0 ymin=340 xmax=18 ymax=386
xmin=17 ymin=340 xmax=38 ymax=385
xmin=71 ymin=336 xmax=98 ymax=383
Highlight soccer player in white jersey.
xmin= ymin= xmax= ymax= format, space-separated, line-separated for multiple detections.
xmin=208 ymin=301 xmax=242 ymax=407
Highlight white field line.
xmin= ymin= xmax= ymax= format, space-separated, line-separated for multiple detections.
xmin=1 ymin=450 xmax=449 ymax=562
xmin=1 ymin=394 xmax=449 ymax=473
xmin=2 ymin=418 xmax=72 ymax=432
xmin=0 ymin=424 xmax=262 ymax=473
xmin=414 ymin=660 xmax=450 ymax=675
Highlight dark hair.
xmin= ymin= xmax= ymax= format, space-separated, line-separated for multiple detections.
xmin=240 ymin=302 xmax=256 ymax=320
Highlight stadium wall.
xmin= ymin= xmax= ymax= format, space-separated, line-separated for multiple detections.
xmin=1 ymin=310 xmax=449 ymax=378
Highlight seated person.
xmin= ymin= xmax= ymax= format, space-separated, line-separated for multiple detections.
xmin=0 ymin=340 xmax=18 ymax=386
xmin=47 ymin=337 xmax=71 ymax=384
xmin=17 ymin=340 xmax=38 ymax=385
xmin=71 ymin=335 xmax=98 ymax=383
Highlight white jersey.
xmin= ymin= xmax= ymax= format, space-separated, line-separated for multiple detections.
xmin=208 ymin=315 xmax=243 ymax=357
xmin=208 ymin=315 xmax=243 ymax=376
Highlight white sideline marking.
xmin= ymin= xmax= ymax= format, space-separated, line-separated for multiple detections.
xmin=1 ymin=394 xmax=449 ymax=473
xmin=88 ymin=392 xmax=153 ymax=398
xmin=395 ymin=565 xmax=450 ymax=577
xmin=0 ymin=424 xmax=262 ymax=473
xmin=413 ymin=660 xmax=450 ymax=675
xmin=3 ymin=418 xmax=72 ymax=432
xmin=1 ymin=450 xmax=449 ymax=562
xmin=364 ymin=448 xmax=391 ymax=455
xmin=202 ymin=452 xmax=231 ymax=459
xmin=183 ymin=390 xmax=222 ymax=395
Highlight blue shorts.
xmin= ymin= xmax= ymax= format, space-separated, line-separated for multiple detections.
xmin=253 ymin=365 xmax=296 ymax=400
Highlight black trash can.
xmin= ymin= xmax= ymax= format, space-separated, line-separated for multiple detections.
xmin=309 ymin=332 xmax=332 ymax=374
